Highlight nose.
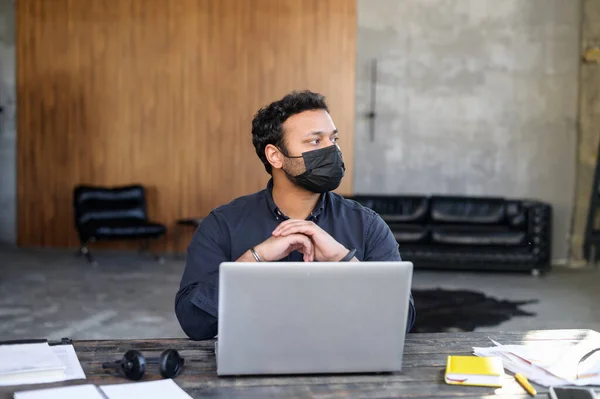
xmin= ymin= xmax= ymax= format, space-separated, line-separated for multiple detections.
xmin=322 ymin=141 xmax=342 ymax=156
xmin=324 ymin=138 xmax=336 ymax=148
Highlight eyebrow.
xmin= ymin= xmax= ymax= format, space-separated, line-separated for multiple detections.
xmin=306 ymin=129 xmax=338 ymax=136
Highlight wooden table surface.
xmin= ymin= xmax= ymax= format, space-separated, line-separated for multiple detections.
xmin=2 ymin=330 xmax=599 ymax=398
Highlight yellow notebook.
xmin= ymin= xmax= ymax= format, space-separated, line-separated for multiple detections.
xmin=445 ymin=355 xmax=504 ymax=388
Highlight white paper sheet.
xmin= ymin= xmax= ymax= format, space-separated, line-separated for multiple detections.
xmin=0 ymin=344 xmax=86 ymax=386
xmin=50 ymin=345 xmax=86 ymax=381
xmin=473 ymin=337 xmax=600 ymax=387
xmin=100 ymin=379 xmax=192 ymax=399
xmin=14 ymin=384 xmax=104 ymax=399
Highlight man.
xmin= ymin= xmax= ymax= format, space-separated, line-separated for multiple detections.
xmin=175 ymin=90 xmax=415 ymax=340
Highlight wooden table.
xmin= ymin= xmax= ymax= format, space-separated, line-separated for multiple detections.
xmin=2 ymin=330 xmax=599 ymax=398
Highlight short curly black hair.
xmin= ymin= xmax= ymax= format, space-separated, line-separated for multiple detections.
xmin=251 ymin=90 xmax=329 ymax=174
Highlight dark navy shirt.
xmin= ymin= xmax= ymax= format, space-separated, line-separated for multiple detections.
xmin=175 ymin=179 xmax=416 ymax=340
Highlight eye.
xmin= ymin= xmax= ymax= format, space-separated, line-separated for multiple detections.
xmin=332 ymin=136 xmax=339 ymax=143
xmin=309 ymin=138 xmax=321 ymax=145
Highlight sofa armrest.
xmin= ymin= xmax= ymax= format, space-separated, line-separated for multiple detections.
xmin=523 ymin=201 xmax=552 ymax=266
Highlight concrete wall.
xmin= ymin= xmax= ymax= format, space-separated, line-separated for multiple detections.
xmin=0 ymin=0 xmax=16 ymax=245
xmin=355 ymin=0 xmax=581 ymax=262
xmin=571 ymin=0 xmax=600 ymax=263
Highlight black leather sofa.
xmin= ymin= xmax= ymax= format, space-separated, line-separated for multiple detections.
xmin=73 ymin=184 xmax=167 ymax=264
xmin=347 ymin=195 xmax=552 ymax=274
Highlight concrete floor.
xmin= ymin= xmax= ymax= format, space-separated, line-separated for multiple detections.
xmin=1 ymin=246 xmax=599 ymax=341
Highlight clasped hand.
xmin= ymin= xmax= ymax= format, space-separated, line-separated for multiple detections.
xmin=253 ymin=220 xmax=349 ymax=262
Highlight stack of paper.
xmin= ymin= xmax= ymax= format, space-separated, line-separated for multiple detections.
xmin=473 ymin=338 xmax=600 ymax=387
xmin=14 ymin=384 xmax=104 ymax=399
xmin=14 ymin=379 xmax=192 ymax=399
xmin=99 ymin=379 xmax=193 ymax=399
xmin=0 ymin=342 xmax=86 ymax=386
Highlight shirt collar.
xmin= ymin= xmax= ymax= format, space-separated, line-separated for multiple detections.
xmin=265 ymin=178 xmax=326 ymax=221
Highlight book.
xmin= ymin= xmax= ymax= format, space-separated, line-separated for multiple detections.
xmin=444 ymin=355 xmax=504 ymax=388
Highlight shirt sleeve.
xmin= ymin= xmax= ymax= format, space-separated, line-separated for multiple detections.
xmin=364 ymin=212 xmax=416 ymax=333
xmin=174 ymin=211 xmax=230 ymax=340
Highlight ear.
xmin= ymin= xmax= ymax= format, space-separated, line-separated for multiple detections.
xmin=265 ymin=144 xmax=284 ymax=170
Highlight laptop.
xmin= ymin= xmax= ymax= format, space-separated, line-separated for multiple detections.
xmin=215 ymin=261 xmax=413 ymax=376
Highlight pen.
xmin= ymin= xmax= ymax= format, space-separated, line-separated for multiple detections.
xmin=515 ymin=373 xmax=537 ymax=396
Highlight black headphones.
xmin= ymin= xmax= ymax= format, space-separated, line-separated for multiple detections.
xmin=102 ymin=349 xmax=185 ymax=381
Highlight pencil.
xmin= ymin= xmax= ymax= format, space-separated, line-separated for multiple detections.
xmin=515 ymin=373 xmax=537 ymax=396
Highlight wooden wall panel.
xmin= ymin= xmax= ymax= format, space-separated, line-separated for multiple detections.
xmin=17 ymin=0 xmax=356 ymax=251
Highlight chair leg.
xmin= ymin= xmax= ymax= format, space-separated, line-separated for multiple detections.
xmin=139 ymin=239 xmax=151 ymax=254
xmin=140 ymin=239 xmax=165 ymax=264
xmin=174 ymin=225 xmax=181 ymax=259
xmin=153 ymin=252 xmax=165 ymax=264
xmin=79 ymin=244 xmax=97 ymax=266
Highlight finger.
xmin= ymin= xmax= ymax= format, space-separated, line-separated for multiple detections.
xmin=288 ymin=243 xmax=303 ymax=254
xmin=276 ymin=223 xmax=316 ymax=238
xmin=302 ymin=235 xmax=314 ymax=262
xmin=304 ymin=246 xmax=314 ymax=262
xmin=272 ymin=219 xmax=300 ymax=232
xmin=274 ymin=218 xmax=303 ymax=228
xmin=304 ymin=242 xmax=314 ymax=262
xmin=304 ymin=237 xmax=314 ymax=262
xmin=288 ymin=241 xmax=313 ymax=262
xmin=273 ymin=220 xmax=311 ymax=236
xmin=288 ymin=234 xmax=314 ymax=260
xmin=294 ymin=234 xmax=313 ymax=255
xmin=274 ymin=221 xmax=314 ymax=235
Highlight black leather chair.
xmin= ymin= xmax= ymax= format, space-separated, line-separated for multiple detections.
xmin=73 ymin=184 xmax=167 ymax=264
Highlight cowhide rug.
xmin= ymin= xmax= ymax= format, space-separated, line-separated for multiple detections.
xmin=411 ymin=288 xmax=538 ymax=333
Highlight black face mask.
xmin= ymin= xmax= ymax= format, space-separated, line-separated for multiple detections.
xmin=281 ymin=145 xmax=345 ymax=193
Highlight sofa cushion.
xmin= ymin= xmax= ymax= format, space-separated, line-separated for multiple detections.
xmin=431 ymin=225 xmax=526 ymax=246
xmin=505 ymin=201 xmax=526 ymax=227
xmin=74 ymin=185 xmax=148 ymax=225
xmin=388 ymin=224 xmax=429 ymax=243
xmin=351 ymin=196 xmax=428 ymax=223
xmin=80 ymin=219 xmax=166 ymax=240
xmin=430 ymin=196 xmax=506 ymax=224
